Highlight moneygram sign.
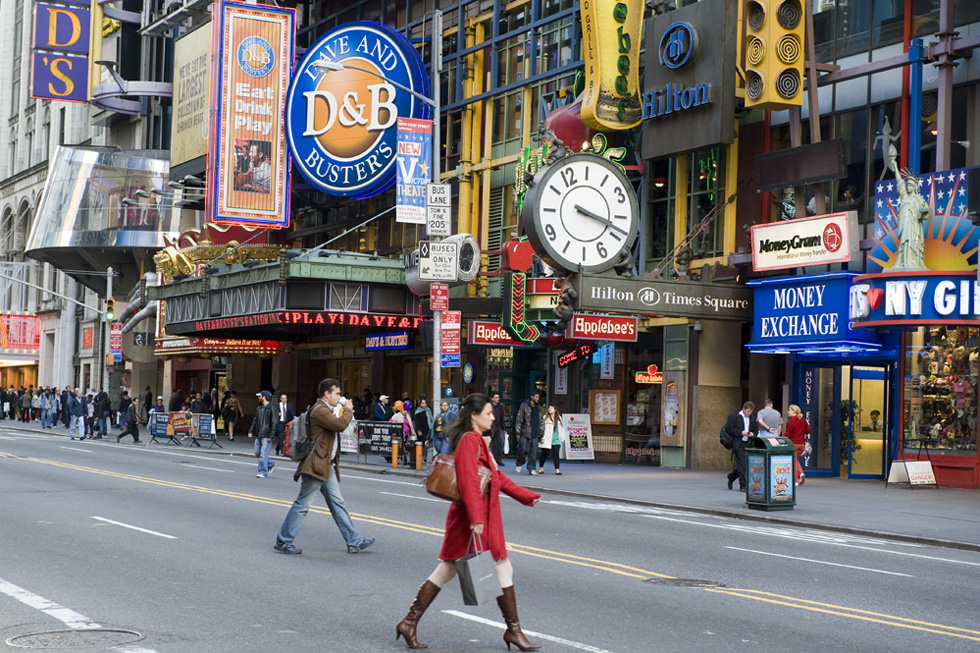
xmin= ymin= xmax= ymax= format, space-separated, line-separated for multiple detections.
xmin=750 ymin=212 xmax=857 ymax=272
xmin=566 ymin=314 xmax=638 ymax=342
xmin=285 ymin=21 xmax=430 ymax=199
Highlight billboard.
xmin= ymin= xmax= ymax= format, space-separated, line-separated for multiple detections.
xmin=285 ymin=21 xmax=431 ymax=199
xmin=171 ymin=24 xmax=211 ymax=168
xmin=750 ymin=212 xmax=857 ymax=272
xmin=206 ymin=1 xmax=294 ymax=229
xmin=396 ymin=117 xmax=432 ymax=224
xmin=31 ymin=2 xmax=90 ymax=102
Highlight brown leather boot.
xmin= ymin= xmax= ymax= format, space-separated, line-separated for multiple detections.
xmin=396 ymin=580 xmax=440 ymax=649
xmin=496 ymin=585 xmax=541 ymax=651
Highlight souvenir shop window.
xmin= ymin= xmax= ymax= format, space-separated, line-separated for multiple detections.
xmin=904 ymin=326 xmax=979 ymax=455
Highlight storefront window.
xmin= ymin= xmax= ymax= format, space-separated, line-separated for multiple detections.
xmin=646 ymin=158 xmax=674 ymax=267
xmin=624 ymin=333 xmax=663 ymax=466
xmin=686 ymin=148 xmax=724 ymax=258
xmin=904 ymin=326 xmax=979 ymax=455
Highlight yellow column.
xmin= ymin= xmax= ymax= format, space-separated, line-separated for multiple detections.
xmin=723 ymin=132 xmax=740 ymax=255
xmin=673 ymin=154 xmax=688 ymax=252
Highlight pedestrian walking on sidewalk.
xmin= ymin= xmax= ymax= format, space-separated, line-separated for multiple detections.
xmin=756 ymin=398 xmax=782 ymax=437
xmin=222 ymin=391 xmax=242 ymax=440
xmin=431 ymin=401 xmax=454 ymax=458
xmin=784 ymin=404 xmax=811 ymax=486
xmin=272 ymin=393 xmax=295 ymax=456
xmin=396 ymin=392 xmax=542 ymax=651
xmin=724 ymin=401 xmax=758 ymax=491
xmin=68 ymin=389 xmax=87 ymax=440
xmin=274 ymin=378 xmax=375 ymax=556
xmin=248 ymin=390 xmax=277 ymax=478
xmin=537 ymin=404 xmax=567 ymax=475
xmin=514 ymin=391 xmax=543 ymax=475
xmin=488 ymin=392 xmax=506 ymax=466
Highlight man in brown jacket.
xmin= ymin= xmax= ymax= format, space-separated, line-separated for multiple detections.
xmin=274 ymin=378 xmax=375 ymax=555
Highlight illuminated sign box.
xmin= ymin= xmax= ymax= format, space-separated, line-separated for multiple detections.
xmin=364 ymin=332 xmax=412 ymax=351
xmin=750 ymin=212 xmax=857 ymax=272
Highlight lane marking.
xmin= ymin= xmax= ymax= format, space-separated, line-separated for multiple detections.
xmin=345 ymin=473 xmax=426 ymax=487
xmin=60 ymin=447 xmax=92 ymax=453
xmin=91 ymin=517 xmax=177 ymax=539
xmin=725 ymin=546 xmax=914 ymax=577
xmin=380 ymin=491 xmax=443 ymax=502
xmin=0 ymin=576 xmax=102 ymax=629
xmin=0 ymin=576 xmax=161 ymax=652
xmin=703 ymin=587 xmax=980 ymax=642
xmin=178 ymin=464 xmax=233 ymax=473
xmin=7 ymin=453 xmax=978 ymax=645
xmin=443 ymin=610 xmax=614 ymax=652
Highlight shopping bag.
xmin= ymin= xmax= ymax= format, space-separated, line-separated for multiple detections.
xmin=503 ymin=435 xmax=510 ymax=455
xmin=456 ymin=534 xmax=502 ymax=606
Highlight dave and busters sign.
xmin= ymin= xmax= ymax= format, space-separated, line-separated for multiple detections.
xmin=750 ymin=212 xmax=857 ymax=272
xmin=286 ymin=21 xmax=430 ymax=198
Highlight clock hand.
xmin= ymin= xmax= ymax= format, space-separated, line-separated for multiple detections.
xmin=574 ymin=204 xmax=629 ymax=236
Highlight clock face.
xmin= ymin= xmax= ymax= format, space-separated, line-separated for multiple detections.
xmin=524 ymin=153 xmax=639 ymax=274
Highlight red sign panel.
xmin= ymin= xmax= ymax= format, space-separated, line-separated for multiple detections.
xmin=155 ymin=337 xmax=280 ymax=355
xmin=467 ymin=320 xmax=524 ymax=346
xmin=193 ymin=311 xmax=424 ymax=332
xmin=566 ymin=314 xmax=639 ymax=342
xmin=82 ymin=327 xmax=94 ymax=350
xmin=441 ymin=310 xmax=461 ymax=355
xmin=430 ymin=283 xmax=449 ymax=311
xmin=529 ymin=278 xmax=560 ymax=295
xmin=0 ymin=315 xmax=42 ymax=352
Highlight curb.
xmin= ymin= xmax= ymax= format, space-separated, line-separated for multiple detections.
xmin=11 ymin=424 xmax=979 ymax=553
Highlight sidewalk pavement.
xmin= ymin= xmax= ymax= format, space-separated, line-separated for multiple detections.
xmin=11 ymin=419 xmax=979 ymax=552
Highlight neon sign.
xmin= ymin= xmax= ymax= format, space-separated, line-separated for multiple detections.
xmin=503 ymin=272 xmax=540 ymax=343
xmin=634 ymin=364 xmax=663 ymax=384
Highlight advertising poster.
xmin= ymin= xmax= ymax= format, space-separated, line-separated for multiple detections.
xmin=208 ymin=1 xmax=293 ymax=228
xmin=554 ymin=352 xmax=568 ymax=395
xmin=563 ymin=414 xmax=595 ymax=461
xmin=82 ymin=327 xmax=94 ymax=350
xmin=360 ymin=420 xmax=401 ymax=455
xmin=600 ymin=343 xmax=615 ymax=379
xmin=171 ymin=24 xmax=212 ymax=168
xmin=396 ymin=118 xmax=432 ymax=224
xmin=747 ymin=453 xmax=765 ymax=500
xmin=769 ymin=454 xmax=794 ymax=501
xmin=340 ymin=420 xmax=358 ymax=454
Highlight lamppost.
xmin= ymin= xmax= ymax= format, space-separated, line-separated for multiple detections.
xmin=313 ymin=10 xmax=445 ymax=412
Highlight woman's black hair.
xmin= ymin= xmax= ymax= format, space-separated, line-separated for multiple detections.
xmin=447 ymin=392 xmax=491 ymax=451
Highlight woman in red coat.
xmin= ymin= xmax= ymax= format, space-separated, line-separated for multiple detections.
xmin=397 ymin=393 xmax=541 ymax=651
xmin=785 ymin=404 xmax=811 ymax=485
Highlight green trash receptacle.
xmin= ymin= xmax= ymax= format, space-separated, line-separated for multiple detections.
xmin=745 ymin=436 xmax=796 ymax=511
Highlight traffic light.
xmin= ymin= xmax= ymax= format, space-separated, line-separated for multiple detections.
xmin=744 ymin=0 xmax=805 ymax=110
xmin=105 ymin=298 xmax=115 ymax=321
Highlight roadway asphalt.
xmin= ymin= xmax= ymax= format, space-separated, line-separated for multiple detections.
xmin=10 ymin=418 xmax=980 ymax=551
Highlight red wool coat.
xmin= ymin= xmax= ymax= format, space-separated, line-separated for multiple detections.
xmin=439 ymin=431 xmax=540 ymax=562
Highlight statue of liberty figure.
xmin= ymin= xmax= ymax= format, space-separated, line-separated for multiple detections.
xmin=889 ymin=160 xmax=930 ymax=271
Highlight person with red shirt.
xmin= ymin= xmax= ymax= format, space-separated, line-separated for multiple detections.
xmin=785 ymin=404 xmax=812 ymax=486
xmin=396 ymin=393 xmax=542 ymax=651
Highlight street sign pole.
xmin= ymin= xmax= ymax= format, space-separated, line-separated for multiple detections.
xmin=430 ymin=9 xmax=444 ymax=412
xmin=103 ymin=266 xmax=113 ymax=394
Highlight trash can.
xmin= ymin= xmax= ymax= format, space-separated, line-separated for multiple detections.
xmin=745 ymin=436 xmax=797 ymax=511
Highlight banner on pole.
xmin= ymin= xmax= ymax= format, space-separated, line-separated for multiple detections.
xmin=396 ymin=118 xmax=432 ymax=224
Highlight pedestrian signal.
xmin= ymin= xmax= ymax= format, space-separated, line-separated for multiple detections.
xmin=744 ymin=0 xmax=805 ymax=110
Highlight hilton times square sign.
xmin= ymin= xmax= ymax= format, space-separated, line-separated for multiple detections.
xmin=574 ymin=274 xmax=752 ymax=321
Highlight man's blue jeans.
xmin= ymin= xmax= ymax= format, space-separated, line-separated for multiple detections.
xmin=69 ymin=415 xmax=85 ymax=439
xmin=253 ymin=437 xmax=275 ymax=475
xmin=277 ymin=473 xmax=362 ymax=547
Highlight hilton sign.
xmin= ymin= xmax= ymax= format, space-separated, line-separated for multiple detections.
xmin=574 ymin=274 xmax=752 ymax=321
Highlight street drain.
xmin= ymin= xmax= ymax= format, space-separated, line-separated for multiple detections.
xmin=7 ymin=628 xmax=143 ymax=648
xmin=644 ymin=578 xmax=725 ymax=588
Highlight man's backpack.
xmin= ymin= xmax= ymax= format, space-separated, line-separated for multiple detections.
xmin=283 ymin=408 xmax=314 ymax=462
xmin=719 ymin=424 xmax=734 ymax=450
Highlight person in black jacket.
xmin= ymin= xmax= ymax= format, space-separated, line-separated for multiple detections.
xmin=271 ymin=393 xmax=295 ymax=456
xmin=724 ymin=401 xmax=759 ymax=492
xmin=248 ymin=390 xmax=277 ymax=478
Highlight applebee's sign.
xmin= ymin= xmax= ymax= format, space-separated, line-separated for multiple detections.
xmin=850 ymin=272 xmax=980 ymax=328
xmin=750 ymin=212 xmax=857 ymax=272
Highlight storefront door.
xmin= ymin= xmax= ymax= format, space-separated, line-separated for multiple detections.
xmin=847 ymin=366 xmax=890 ymax=479
xmin=798 ymin=363 xmax=893 ymax=479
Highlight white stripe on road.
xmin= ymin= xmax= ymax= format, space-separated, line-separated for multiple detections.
xmin=0 ymin=576 xmax=160 ymax=652
xmin=725 ymin=546 xmax=914 ymax=577
xmin=60 ymin=446 xmax=92 ymax=453
xmin=0 ymin=576 xmax=102 ymax=629
xmin=179 ymin=464 xmax=233 ymax=473
xmin=92 ymin=516 xmax=177 ymax=539
xmin=345 ymin=473 xmax=426 ymax=487
xmin=444 ymin=610 xmax=614 ymax=652
xmin=379 ymin=491 xmax=444 ymax=502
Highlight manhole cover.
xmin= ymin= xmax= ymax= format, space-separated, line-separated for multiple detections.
xmin=7 ymin=629 xmax=143 ymax=648
xmin=644 ymin=578 xmax=725 ymax=588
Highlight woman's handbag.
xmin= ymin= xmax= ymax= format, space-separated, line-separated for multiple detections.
xmin=423 ymin=446 xmax=491 ymax=502
xmin=455 ymin=533 xmax=502 ymax=606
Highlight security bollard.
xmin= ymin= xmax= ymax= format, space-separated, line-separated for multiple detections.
xmin=392 ymin=442 xmax=399 ymax=468
xmin=416 ymin=443 xmax=423 ymax=470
